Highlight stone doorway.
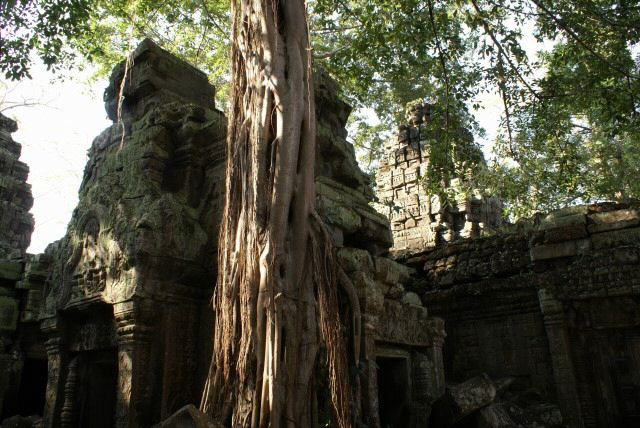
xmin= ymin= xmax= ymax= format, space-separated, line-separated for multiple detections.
xmin=376 ymin=355 xmax=411 ymax=428
xmin=76 ymin=350 xmax=118 ymax=428
xmin=2 ymin=357 xmax=48 ymax=419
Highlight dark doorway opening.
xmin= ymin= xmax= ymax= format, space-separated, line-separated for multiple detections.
xmin=77 ymin=349 xmax=118 ymax=428
xmin=12 ymin=358 xmax=48 ymax=417
xmin=377 ymin=356 xmax=410 ymax=428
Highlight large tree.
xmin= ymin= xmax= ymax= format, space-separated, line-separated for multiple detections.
xmin=198 ymin=0 xmax=352 ymax=426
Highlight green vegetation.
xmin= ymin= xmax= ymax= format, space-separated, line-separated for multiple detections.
xmin=2 ymin=0 xmax=639 ymax=219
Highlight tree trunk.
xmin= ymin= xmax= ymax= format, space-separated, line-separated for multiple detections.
xmin=200 ymin=1 xmax=352 ymax=427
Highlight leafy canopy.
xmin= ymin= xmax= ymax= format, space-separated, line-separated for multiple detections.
xmin=2 ymin=0 xmax=640 ymax=218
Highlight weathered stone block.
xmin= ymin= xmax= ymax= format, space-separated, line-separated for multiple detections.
xmin=316 ymin=195 xmax=361 ymax=234
xmin=402 ymin=291 xmax=422 ymax=306
xmin=530 ymin=239 xmax=590 ymax=261
xmin=373 ymin=256 xmax=412 ymax=285
xmin=337 ymin=247 xmax=373 ymax=273
xmin=588 ymin=208 xmax=640 ymax=233
xmin=432 ymin=374 xmax=497 ymax=426
xmin=105 ymin=39 xmax=215 ymax=121
xmin=477 ymin=403 xmax=515 ymax=428
xmin=0 ymin=261 xmax=22 ymax=281
xmin=539 ymin=212 xmax=586 ymax=230
xmin=523 ymin=403 xmax=563 ymax=427
xmin=591 ymin=226 xmax=640 ymax=250
xmin=376 ymin=299 xmax=431 ymax=345
xmin=0 ymin=296 xmax=19 ymax=331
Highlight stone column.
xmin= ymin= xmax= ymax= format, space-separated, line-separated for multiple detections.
xmin=59 ymin=356 xmax=79 ymax=427
xmin=114 ymin=300 xmax=154 ymax=428
xmin=0 ymin=343 xmax=13 ymax=418
xmin=362 ymin=314 xmax=381 ymax=428
xmin=538 ymin=289 xmax=584 ymax=428
xmin=426 ymin=318 xmax=446 ymax=400
xmin=627 ymin=332 xmax=640 ymax=421
xmin=41 ymin=318 xmax=66 ymax=428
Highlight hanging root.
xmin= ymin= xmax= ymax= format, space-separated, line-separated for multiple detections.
xmin=311 ymin=210 xmax=360 ymax=428
xmin=336 ymin=265 xmax=361 ymax=365
xmin=116 ymin=50 xmax=135 ymax=150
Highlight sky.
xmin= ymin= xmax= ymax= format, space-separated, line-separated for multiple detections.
xmin=2 ymin=59 xmax=503 ymax=255
xmin=2 ymin=64 xmax=111 ymax=253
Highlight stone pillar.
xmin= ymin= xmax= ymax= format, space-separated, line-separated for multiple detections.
xmin=362 ymin=314 xmax=381 ymax=428
xmin=427 ymin=319 xmax=446 ymax=400
xmin=539 ymin=289 xmax=584 ymax=428
xmin=114 ymin=300 xmax=154 ymax=428
xmin=59 ymin=356 xmax=79 ymax=427
xmin=0 ymin=345 xmax=12 ymax=417
xmin=41 ymin=318 xmax=66 ymax=428
xmin=627 ymin=332 xmax=640 ymax=422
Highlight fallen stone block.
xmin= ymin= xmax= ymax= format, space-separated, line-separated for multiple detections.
xmin=477 ymin=403 xmax=516 ymax=428
xmin=152 ymin=404 xmax=223 ymax=428
xmin=431 ymin=373 xmax=497 ymax=426
xmin=522 ymin=403 xmax=563 ymax=427
xmin=587 ymin=208 xmax=640 ymax=233
xmin=1 ymin=415 xmax=42 ymax=428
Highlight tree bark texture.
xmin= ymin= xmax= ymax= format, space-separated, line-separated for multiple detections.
xmin=200 ymin=1 xmax=352 ymax=427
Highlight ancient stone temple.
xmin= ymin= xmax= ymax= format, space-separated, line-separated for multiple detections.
xmin=34 ymin=40 xmax=227 ymax=427
xmin=375 ymin=102 xmax=502 ymax=253
xmin=0 ymin=114 xmax=34 ymax=258
xmin=402 ymin=204 xmax=640 ymax=427
xmin=3 ymin=37 xmax=639 ymax=428
xmin=315 ymin=69 xmax=446 ymax=427
xmin=0 ymin=113 xmax=42 ymax=422
xmin=0 ymin=40 xmax=446 ymax=428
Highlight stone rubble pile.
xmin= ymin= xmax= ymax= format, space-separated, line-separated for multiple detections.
xmin=431 ymin=373 xmax=564 ymax=428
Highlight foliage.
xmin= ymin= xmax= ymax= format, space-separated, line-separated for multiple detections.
xmin=311 ymin=0 xmax=640 ymax=218
xmin=72 ymin=0 xmax=230 ymax=98
xmin=347 ymin=112 xmax=388 ymax=174
xmin=3 ymin=0 xmax=640 ymax=218
xmin=2 ymin=0 xmax=231 ymax=102
xmin=1 ymin=0 xmax=91 ymax=79
xmin=487 ymin=1 xmax=640 ymax=218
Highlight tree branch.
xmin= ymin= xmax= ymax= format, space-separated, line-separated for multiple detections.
xmin=470 ymin=0 xmax=542 ymax=101
xmin=529 ymin=0 xmax=640 ymax=79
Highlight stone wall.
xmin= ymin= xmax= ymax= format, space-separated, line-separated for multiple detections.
xmin=404 ymin=203 xmax=640 ymax=428
xmin=0 ymin=114 xmax=41 ymax=420
xmin=0 ymin=114 xmax=33 ymax=259
xmin=375 ymin=102 xmax=501 ymax=254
